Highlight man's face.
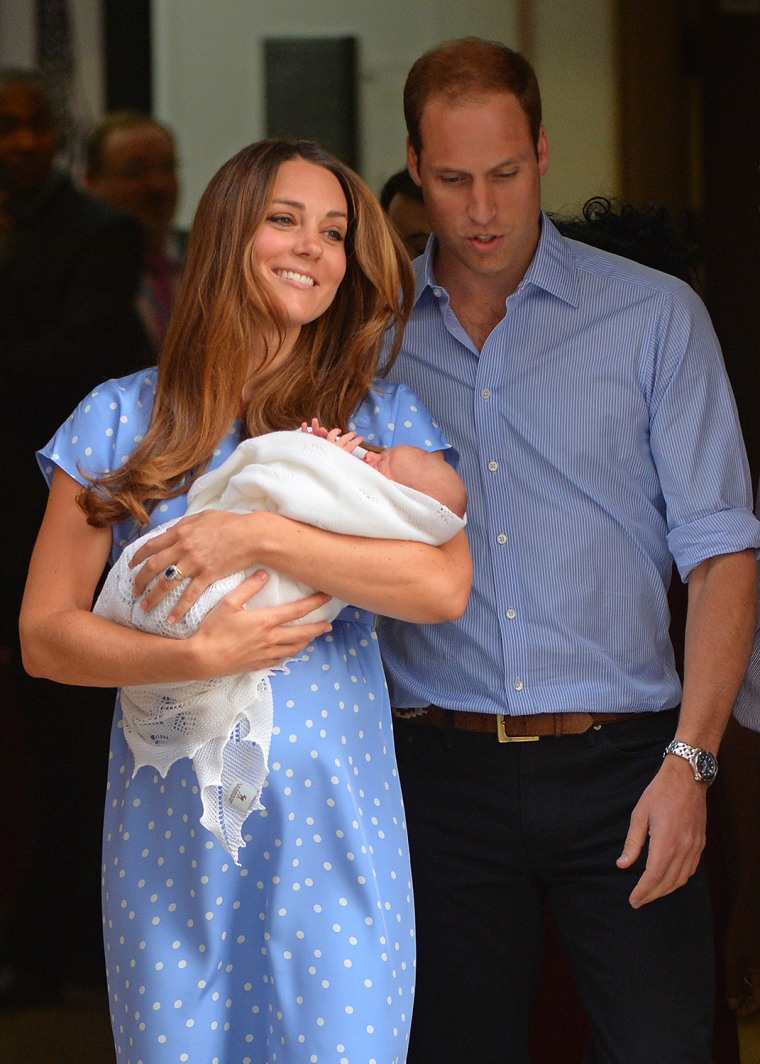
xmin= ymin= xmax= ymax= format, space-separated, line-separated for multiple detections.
xmin=88 ymin=124 xmax=179 ymax=244
xmin=0 ymin=82 xmax=57 ymax=199
xmin=408 ymin=91 xmax=548 ymax=294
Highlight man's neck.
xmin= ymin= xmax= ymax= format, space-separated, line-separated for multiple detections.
xmin=432 ymin=253 xmax=519 ymax=352
xmin=431 ymin=222 xmax=541 ymax=351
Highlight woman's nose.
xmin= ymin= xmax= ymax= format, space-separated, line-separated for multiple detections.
xmin=294 ymin=227 xmax=323 ymax=258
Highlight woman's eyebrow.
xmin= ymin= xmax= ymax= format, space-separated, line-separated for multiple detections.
xmin=271 ymin=197 xmax=347 ymax=219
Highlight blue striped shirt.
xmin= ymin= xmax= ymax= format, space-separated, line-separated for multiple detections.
xmin=378 ymin=214 xmax=760 ymax=716
xmin=733 ymin=485 xmax=760 ymax=732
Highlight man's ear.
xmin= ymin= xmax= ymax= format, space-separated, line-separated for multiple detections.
xmin=537 ymin=126 xmax=549 ymax=176
xmin=406 ymin=139 xmax=422 ymax=186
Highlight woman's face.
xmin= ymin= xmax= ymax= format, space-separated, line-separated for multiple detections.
xmin=252 ymin=159 xmax=349 ymax=343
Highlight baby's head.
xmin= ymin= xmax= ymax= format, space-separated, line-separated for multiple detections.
xmin=364 ymin=445 xmax=466 ymax=518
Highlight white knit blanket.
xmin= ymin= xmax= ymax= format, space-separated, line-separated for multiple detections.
xmin=94 ymin=431 xmax=464 ymax=862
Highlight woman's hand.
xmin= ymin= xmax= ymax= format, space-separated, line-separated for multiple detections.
xmin=186 ymin=573 xmax=333 ymax=675
xmin=131 ymin=509 xmax=268 ymax=622
xmin=20 ymin=470 xmax=334 ymax=687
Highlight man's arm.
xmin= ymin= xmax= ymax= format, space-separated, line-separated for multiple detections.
xmin=617 ymin=547 xmax=757 ymax=907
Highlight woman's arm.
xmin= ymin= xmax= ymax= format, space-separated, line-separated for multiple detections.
xmin=20 ymin=470 xmax=335 ymax=688
xmin=131 ymin=508 xmax=472 ymax=625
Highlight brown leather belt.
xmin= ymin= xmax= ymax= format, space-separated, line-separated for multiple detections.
xmin=391 ymin=704 xmax=647 ymax=742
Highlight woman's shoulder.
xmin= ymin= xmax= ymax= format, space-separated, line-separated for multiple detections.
xmin=349 ymin=379 xmax=449 ymax=453
xmin=84 ymin=368 xmax=159 ymax=415
xmin=67 ymin=368 xmax=157 ymax=434
xmin=38 ymin=368 xmax=158 ymax=486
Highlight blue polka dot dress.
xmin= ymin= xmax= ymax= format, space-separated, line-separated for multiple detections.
xmin=39 ymin=371 xmax=450 ymax=1064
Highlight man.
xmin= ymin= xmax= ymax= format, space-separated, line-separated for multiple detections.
xmin=379 ymin=167 xmax=431 ymax=258
xmin=377 ymin=38 xmax=760 ymax=1063
xmin=84 ymin=111 xmax=185 ymax=354
xmin=0 ymin=68 xmax=146 ymax=1005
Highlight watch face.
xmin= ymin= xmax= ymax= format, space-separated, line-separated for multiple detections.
xmin=695 ymin=750 xmax=718 ymax=782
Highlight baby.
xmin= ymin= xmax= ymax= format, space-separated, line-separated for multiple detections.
xmin=301 ymin=417 xmax=467 ymax=518
xmin=94 ymin=424 xmax=466 ymax=861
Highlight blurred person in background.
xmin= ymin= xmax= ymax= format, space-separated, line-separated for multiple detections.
xmin=380 ymin=167 xmax=431 ymax=259
xmin=84 ymin=111 xmax=186 ymax=355
xmin=0 ymin=68 xmax=146 ymax=1007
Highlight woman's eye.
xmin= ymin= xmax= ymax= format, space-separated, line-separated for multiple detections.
xmin=268 ymin=214 xmax=294 ymax=226
xmin=324 ymin=228 xmax=345 ymax=242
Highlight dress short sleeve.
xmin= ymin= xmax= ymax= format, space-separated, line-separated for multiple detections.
xmin=348 ymin=380 xmax=457 ymax=463
xmin=36 ymin=370 xmax=167 ymax=563
xmin=37 ymin=369 xmax=157 ymax=489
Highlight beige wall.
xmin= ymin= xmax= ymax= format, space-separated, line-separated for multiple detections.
xmin=531 ymin=0 xmax=620 ymax=213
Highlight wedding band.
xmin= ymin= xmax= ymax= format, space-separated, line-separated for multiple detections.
xmin=164 ymin=564 xmax=184 ymax=581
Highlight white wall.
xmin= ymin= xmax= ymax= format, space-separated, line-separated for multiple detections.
xmin=1 ymin=0 xmax=620 ymax=224
xmin=154 ymin=0 xmax=619 ymax=228
xmin=152 ymin=0 xmax=521 ymax=227
xmin=0 ymin=0 xmax=105 ymax=139
xmin=0 ymin=0 xmax=35 ymax=65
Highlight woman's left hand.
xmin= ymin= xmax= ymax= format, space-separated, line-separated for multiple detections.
xmin=130 ymin=509 xmax=262 ymax=622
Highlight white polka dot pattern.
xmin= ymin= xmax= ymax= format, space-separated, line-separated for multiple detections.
xmin=37 ymin=371 xmax=450 ymax=1062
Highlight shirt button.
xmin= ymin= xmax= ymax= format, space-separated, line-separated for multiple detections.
xmin=433 ymin=288 xmax=442 ymax=298
xmin=496 ymin=533 xmax=508 ymax=544
xmin=513 ymin=678 xmax=524 ymax=691
xmin=481 ymin=388 xmax=491 ymax=400
xmin=506 ymin=608 xmax=517 ymax=619
xmin=488 ymin=460 xmax=499 ymax=472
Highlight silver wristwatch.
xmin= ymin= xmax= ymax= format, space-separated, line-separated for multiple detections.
xmin=663 ymin=739 xmax=718 ymax=785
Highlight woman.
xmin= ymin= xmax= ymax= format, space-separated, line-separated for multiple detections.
xmin=20 ymin=139 xmax=471 ymax=1063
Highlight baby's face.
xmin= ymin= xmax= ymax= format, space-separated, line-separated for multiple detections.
xmin=362 ymin=448 xmax=397 ymax=480
xmin=363 ymin=445 xmax=436 ymax=487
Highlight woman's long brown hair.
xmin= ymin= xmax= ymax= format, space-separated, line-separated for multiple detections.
xmin=79 ymin=138 xmax=414 ymax=529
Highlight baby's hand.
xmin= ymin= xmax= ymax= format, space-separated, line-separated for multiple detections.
xmin=300 ymin=419 xmax=365 ymax=454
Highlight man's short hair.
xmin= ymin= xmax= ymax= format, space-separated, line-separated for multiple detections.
xmin=0 ymin=67 xmax=56 ymax=113
xmin=85 ymin=110 xmax=175 ymax=175
xmin=379 ymin=169 xmax=424 ymax=211
xmin=404 ymin=37 xmax=542 ymax=157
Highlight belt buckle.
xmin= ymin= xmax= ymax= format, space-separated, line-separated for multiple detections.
xmin=497 ymin=715 xmax=540 ymax=743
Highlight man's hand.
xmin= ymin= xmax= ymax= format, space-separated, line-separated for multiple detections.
xmin=616 ymin=755 xmax=707 ymax=907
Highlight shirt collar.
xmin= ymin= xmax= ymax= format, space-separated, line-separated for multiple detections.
xmin=413 ymin=210 xmax=580 ymax=309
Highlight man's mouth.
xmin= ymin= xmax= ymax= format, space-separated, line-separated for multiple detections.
xmin=274 ymin=269 xmax=316 ymax=286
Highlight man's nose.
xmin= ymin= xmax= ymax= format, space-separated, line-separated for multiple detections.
xmin=467 ymin=180 xmax=496 ymax=226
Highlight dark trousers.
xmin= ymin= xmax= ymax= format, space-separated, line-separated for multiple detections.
xmin=394 ymin=709 xmax=714 ymax=1064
